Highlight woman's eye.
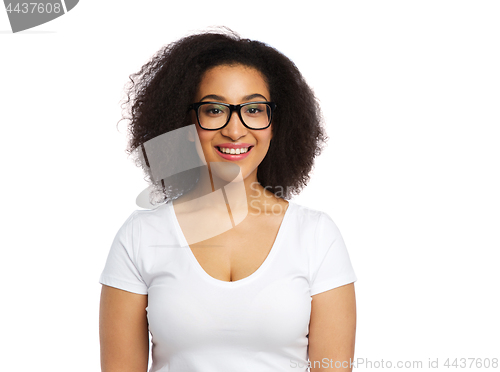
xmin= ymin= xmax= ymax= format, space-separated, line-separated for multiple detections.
xmin=245 ymin=106 xmax=263 ymax=115
xmin=203 ymin=105 xmax=226 ymax=116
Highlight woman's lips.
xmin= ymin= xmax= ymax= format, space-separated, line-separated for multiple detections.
xmin=215 ymin=146 xmax=253 ymax=160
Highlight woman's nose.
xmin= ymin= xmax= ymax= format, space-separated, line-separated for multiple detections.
xmin=221 ymin=110 xmax=247 ymax=140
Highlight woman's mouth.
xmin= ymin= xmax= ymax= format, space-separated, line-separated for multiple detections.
xmin=215 ymin=145 xmax=254 ymax=160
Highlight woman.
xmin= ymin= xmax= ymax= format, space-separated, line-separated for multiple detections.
xmin=99 ymin=28 xmax=357 ymax=372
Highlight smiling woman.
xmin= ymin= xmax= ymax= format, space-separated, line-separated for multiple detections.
xmin=191 ymin=64 xmax=273 ymax=183
xmin=99 ymin=27 xmax=357 ymax=372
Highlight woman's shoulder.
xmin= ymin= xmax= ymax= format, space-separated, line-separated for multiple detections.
xmin=288 ymin=200 xmax=332 ymax=224
xmin=287 ymin=201 xmax=343 ymax=239
xmin=122 ymin=200 xmax=175 ymax=229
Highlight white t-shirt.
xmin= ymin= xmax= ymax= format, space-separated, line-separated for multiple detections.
xmin=99 ymin=200 xmax=357 ymax=372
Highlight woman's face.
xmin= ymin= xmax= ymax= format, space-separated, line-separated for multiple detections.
xmin=191 ymin=64 xmax=273 ymax=183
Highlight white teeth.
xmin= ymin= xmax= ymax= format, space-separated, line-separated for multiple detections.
xmin=218 ymin=147 xmax=250 ymax=154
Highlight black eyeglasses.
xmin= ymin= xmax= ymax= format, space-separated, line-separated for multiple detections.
xmin=189 ymin=101 xmax=277 ymax=130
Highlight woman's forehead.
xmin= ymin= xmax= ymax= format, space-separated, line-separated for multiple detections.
xmin=196 ymin=64 xmax=270 ymax=102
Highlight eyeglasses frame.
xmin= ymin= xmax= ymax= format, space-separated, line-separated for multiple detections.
xmin=189 ymin=101 xmax=277 ymax=131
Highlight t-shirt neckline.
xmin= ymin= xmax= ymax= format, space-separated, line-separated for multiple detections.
xmin=168 ymin=200 xmax=294 ymax=287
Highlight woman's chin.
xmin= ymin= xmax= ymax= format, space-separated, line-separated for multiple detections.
xmin=209 ymin=162 xmax=244 ymax=185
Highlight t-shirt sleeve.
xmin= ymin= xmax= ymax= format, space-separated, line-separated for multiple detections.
xmin=99 ymin=211 xmax=148 ymax=295
xmin=309 ymin=212 xmax=357 ymax=296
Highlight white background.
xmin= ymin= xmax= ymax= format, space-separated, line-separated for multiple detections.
xmin=1 ymin=1 xmax=499 ymax=371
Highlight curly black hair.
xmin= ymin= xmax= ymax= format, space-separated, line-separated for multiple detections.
xmin=119 ymin=27 xmax=328 ymax=204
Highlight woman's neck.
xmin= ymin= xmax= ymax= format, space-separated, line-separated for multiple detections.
xmin=171 ymin=165 xmax=280 ymax=214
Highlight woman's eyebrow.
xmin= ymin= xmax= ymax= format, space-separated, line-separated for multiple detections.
xmin=200 ymin=94 xmax=225 ymax=101
xmin=199 ymin=93 xmax=269 ymax=102
xmin=243 ymin=93 xmax=268 ymax=101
